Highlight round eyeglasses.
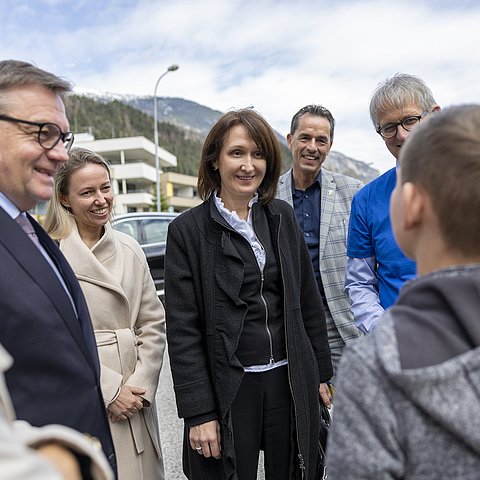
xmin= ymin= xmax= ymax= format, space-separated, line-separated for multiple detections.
xmin=376 ymin=110 xmax=429 ymax=139
xmin=0 ymin=114 xmax=74 ymax=152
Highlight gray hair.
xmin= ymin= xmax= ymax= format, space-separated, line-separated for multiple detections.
xmin=369 ymin=73 xmax=437 ymax=128
xmin=0 ymin=60 xmax=72 ymax=113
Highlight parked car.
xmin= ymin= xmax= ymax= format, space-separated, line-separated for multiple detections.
xmin=112 ymin=212 xmax=177 ymax=297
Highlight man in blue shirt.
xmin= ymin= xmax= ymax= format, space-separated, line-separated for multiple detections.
xmin=277 ymin=105 xmax=363 ymax=372
xmin=345 ymin=74 xmax=440 ymax=333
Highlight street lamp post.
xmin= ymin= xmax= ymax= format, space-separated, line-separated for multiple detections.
xmin=154 ymin=64 xmax=179 ymax=211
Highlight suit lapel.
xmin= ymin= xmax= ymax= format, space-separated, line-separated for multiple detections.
xmin=319 ymin=170 xmax=336 ymax=262
xmin=277 ymin=169 xmax=294 ymax=205
xmin=0 ymin=209 xmax=98 ymax=374
xmin=30 ymin=217 xmax=99 ymax=373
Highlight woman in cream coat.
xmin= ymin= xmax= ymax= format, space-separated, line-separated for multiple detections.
xmin=45 ymin=147 xmax=166 ymax=480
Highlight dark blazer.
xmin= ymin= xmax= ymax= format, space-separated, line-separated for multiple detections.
xmin=165 ymin=197 xmax=333 ymax=480
xmin=0 ymin=207 xmax=116 ymax=474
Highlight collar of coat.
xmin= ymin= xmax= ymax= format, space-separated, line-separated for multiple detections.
xmin=204 ymin=194 xmax=283 ymax=233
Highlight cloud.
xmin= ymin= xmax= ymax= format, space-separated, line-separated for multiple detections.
xmin=1 ymin=0 xmax=480 ymax=172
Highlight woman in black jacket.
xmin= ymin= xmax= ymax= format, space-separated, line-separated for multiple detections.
xmin=165 ymin=108 xmax=333 ymax=480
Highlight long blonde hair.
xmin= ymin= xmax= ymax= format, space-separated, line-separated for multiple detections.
xmin=44 ymin=147 xmax=112 ymax=240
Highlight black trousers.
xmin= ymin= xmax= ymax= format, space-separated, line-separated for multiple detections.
xmin=231 ymin=365 xmax=291 ymax=480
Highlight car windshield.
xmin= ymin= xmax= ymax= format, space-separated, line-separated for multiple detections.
xmin=143 ymin=219 xmax=170 ymax=244
xmin=114 ymin=221 xmax=141 ymax=242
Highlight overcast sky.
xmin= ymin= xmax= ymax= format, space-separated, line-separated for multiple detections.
xmin=1 ymin=0 xmax=479 ymax=173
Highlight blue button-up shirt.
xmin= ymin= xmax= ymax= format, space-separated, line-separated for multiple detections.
xmin=291 ymin=171 xmax=326 ymax=302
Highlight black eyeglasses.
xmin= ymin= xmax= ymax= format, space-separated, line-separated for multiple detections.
xmin=376 ymin=110 xmax=429 ymax=139
xmin=0 ymin=114 xmax=74 ymax=152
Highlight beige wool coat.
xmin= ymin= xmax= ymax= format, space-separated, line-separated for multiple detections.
xmin=60 ymin=220 xmax=166 ymax=480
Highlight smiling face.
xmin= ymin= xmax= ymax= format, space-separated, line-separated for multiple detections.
xmin=0 ymin=84 xmax=70 ymax=211
xmin=377 ymin=103 xmax=429 ymax=160
xmin=213 ymin=124 xmax=267 ymax=213
xmin=60 ymin=163 xmax=113 ymax=237
xmin=287 ymin=114 xmax=332 ymax=182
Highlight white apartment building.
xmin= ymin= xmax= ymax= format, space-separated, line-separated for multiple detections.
xmin=74 ymin=133 xmax=177 ymax=214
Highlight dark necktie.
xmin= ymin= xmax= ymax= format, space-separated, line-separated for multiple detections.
xmin=16 ymin=213 xmax=41 ymax=248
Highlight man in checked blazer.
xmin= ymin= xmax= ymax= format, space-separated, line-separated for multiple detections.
xmin=0 ymin=60 xmax=116 ymax=476
xmin=277 ymin=105 xmax=363 ymax=374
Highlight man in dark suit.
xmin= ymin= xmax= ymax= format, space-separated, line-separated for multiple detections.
xmin=0 ymin=59 xmax=116 ymax=476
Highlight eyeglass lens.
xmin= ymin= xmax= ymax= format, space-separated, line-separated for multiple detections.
xmin=39 ymin=123 xmax=74 ymax=151
xmin=381 ymin=116 xmax=421 ymax=138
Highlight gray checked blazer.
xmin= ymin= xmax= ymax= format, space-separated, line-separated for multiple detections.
xmin=277 ymin=168 xmax=363 ymax=343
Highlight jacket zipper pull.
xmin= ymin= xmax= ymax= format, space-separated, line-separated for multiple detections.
xmin=298 ymin=453 xmax=305 ymax=478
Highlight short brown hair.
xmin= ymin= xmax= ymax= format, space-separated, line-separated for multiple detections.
xmin=0 ymin=60 xmax=72 ymax=113
xmin=197 ymin=108 xmax=282 ymax=204
xmin=399 ymin=104 xmax=480 ymax=256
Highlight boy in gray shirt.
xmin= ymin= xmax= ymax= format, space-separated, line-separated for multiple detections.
xmin=326 ymin=105 xmax=480 ymax=479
